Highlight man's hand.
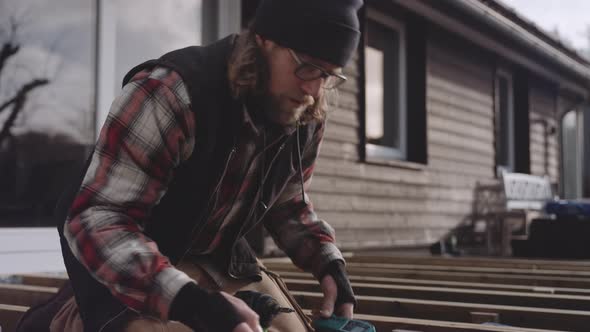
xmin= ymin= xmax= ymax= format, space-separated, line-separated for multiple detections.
xmin=220 ymin=292 xmax=264 ymax=332
xmin=319 ymin=274 xmax=354 ymax=319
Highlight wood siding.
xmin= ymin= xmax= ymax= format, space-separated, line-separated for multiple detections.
xmin=269 ymin=20 xmax=569 ymax=253
xmin=303 ymin=30 xmax=499 ymax=250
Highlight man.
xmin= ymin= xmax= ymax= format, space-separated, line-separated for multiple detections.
xmin=46 ymin=0 xmax=362 ymax=331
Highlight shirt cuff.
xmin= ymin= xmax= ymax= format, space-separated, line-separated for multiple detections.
xmin=151 ymin=267 xmax=195 ymax=320
xmin=311 ymin=242 xmax=345 ymax=279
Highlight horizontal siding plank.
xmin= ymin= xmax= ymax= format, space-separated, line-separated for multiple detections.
xmin=428 ymin=76 xmax=494 ymax=109
xmin=319 ymin=140 xmax=359 ymax=161
xmin=316 ymin=211 xmax=466 ymax=229
xmin=428 ymin=115 xmax=494 ymax=143
xmin=311 ymin=175 xmax=474 ymax=201
xmin=311 ymin=192 xmax=472 ymax=215
xmin=323 ymin=122 xmax=358 ymax=143
xmin=428 ymin=158 xmax=494 ymax=178
xmin=327 ymin=108 xmax=358 ymax=127
xmin=427 ymin=102 xmax=494 ymax=129
xmin=429 ymin=130 xmax=495 ymax=155
xmin=314 ymin=157 xmax=431 ymax=185
xmin=429 ymin=143 xmax=494 ymax=168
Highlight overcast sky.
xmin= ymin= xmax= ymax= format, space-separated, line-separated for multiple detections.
xmin=501 ymin=0 xmax=590 ymax=51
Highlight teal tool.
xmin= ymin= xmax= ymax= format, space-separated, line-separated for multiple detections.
xmin=313 ymin=314 xmax=377 ymax=332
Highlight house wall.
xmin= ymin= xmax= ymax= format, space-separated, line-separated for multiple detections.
xmin=306 ymin=26 xmax=498 ymax=250
xmin=306 ymin=19 xmax=572 ymax=251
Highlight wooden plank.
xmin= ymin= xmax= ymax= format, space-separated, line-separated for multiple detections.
xmin=429 ymin=144 xmax=493 ymax=169
xmin=319 ymin=140 xmax=359 ymax=161
xmin=311 ymin=192 xmax=472 ymax=215
xmin=344 ymin=255 xmax=590 ymax=272
xmin=264 ymin=262 xmax=590 ymax=289
xmin=324 ymin=121 xmax=358 ymax=144
xmin=285 ymin=279 xmax=590 ymax=311
xmin=293 ymin=291 xmax=590 ymax=331
xmin=314 ymin=158 xmax=431 ymax=186
xmin=311 ymin=175 xmax=474 ymax=202
xmin=428 ymin=63 xmax=493 ymax=101
xmin=0 ymin=303 xmax=28 ymax=332
xmin=427 ymin=76 xmax=493 ymax=111
xmin=428 ymin=158 xmax=493 ymax=178
xmin=336 ymin=262 xmax=590 ymax=278
xmin=313 ymin=211 xmax=464 ymax=230
xmin=274 ymin=271 xmax=590 ymax=296
xmin=0 ymin=283 xmax=57 ymax=307
xmin=429 ymin=115 xmax=494 ymax=143
xmin=325 ymin=108 xmax=358 ymax=128
xmin=428 ymin=130 xmax=494 ymax=155
xmin=303 ymin=310 xmax=566 ymax=332
xmin=18 ymin=274 xmax=67 ymax=288
xmin=427 ymin=102 xmax=493 ymax=129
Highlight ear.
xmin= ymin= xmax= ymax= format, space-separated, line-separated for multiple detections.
xmin=255 ymin=34 xmax=276 ymax=52
xmin=255 ymin=34 xmax=264 ymax=47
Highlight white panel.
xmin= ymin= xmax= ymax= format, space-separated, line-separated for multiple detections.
xmin=95 ymin=0 xmax=117 ymax=138
xmin=0 ymin=228 xmax=64 ymax=274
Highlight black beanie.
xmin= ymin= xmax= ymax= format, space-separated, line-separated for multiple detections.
xmin=253 ymin=0 xmax=363 ymax=67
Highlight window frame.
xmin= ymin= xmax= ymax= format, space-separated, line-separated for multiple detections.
xmin=364 ymin=8 xmax=407 ymax=162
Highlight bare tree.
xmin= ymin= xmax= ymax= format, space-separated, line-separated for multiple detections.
xmin=0 ymin=15 xmax=49 ymax=147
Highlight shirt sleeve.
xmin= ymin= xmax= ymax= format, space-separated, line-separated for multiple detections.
xmin=63 ymin=67 xmax=197 ymax=319
xmin=263 ymin=120 xmax=344 ymax=279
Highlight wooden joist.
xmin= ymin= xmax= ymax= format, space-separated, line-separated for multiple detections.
xmin=0 ymin=303 xmax=28 ymax=332
xmin=18 ymin=274 xmax=67 ymax=288
xmin=294 ymin=291 xmax=590 ymax=331
xmin=276 ymin=271 xmax=590 ymax=296
xmin=264 ymin=262 xmax=590 ymax=289
xmin=303 ymin=311 xmax=567 ymax=332
xmin=343 ymin=255 xmax=590 ymax=272
xmin=0 ymin=283 xmax=57 ymax=307
xmin=284 ymin=279 xmax=590 ymax=311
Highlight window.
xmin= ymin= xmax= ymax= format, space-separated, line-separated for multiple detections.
xmin=495 ymin=70 xmax=515 ymax=174
xmin=561 ymin=109 xmax=584 ymax=198
xmin=96 ymin=0 xmax=203 ymax=133
xmin=0 ymin=0 xmax=95 ymax=227
xmin=364 ymin=9 xmax=407 ymax=161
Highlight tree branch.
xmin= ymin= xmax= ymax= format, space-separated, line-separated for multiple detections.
xmin=0 ymin=42 xmax=19 ymax=78
xmin=0 ymin=78 xmax=49 ymax=145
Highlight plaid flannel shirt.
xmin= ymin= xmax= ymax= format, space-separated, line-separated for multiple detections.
xmin=64 ymin=66 xmax=343 ymax=320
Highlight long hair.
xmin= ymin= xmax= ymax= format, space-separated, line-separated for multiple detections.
xmin=227 ymin=28 xmax=335 ymax=124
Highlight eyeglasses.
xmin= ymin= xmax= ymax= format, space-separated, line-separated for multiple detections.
xmin=287 ymin=49 xmax=347 ymax=90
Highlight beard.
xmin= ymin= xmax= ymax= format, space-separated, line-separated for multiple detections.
xmin=263 ymin=93 xmax=315 ymax=126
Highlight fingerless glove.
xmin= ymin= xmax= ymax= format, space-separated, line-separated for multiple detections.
xmin=169 ymin=283 xmax=244 ymax=331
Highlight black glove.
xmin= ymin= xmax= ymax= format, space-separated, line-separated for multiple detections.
xmin=320 ymin=260 xmax=357 ymax=308
xmin=169 ymin=282 xmax=243 ymax=331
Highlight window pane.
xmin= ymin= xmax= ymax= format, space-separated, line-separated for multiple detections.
xmin=497 ymin=76 xmax=512 ymax=169
xmin=562 ymin=110 xmax=580 ymax=198
xmin=365 ymin=46 xmax=384 ymax=142
xmin=365 ymin=18 xmax=401 ymax=152
xmin=0 ymin=0 xmax=95 ymax=227
xmin=114 ymin=0 xmax=202 ymax=91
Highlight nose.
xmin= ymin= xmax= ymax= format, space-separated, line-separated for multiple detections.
xmin=300 ymin=77 xmax=323 ymax=97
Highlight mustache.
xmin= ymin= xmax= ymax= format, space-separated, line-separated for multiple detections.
xmin=292 ymin=95 xmax=315 ymax=108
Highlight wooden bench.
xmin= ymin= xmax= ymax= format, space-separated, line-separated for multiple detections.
xmin=460 ymin=171 xmax=555 ymax=256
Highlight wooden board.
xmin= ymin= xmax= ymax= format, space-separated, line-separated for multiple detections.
xmin=0 ymin=303 xmax=28 ymax=332
xmin=293 ymin=291 xmax=590 ymax=331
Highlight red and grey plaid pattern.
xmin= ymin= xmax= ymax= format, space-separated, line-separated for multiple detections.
xmin=64 ymin=66 xmax=342 ymax=319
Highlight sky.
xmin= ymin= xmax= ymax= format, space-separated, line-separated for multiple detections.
xmin=501 ymin=0 xmax=590 ymax=51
